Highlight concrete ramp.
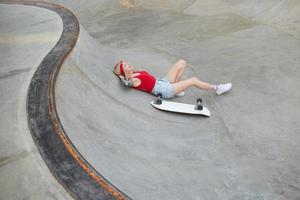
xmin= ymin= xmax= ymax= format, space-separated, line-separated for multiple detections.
xmin=55 ymin=4 xmax=300 ymax=198
xmin=1 ymin=1 xmax=300 ymax=200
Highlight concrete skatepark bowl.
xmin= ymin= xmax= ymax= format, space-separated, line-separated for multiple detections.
xmin=1 ymin=1 xmax=300 ymax=200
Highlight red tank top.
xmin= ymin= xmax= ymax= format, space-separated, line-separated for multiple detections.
xmin=132 ymin=71 xmax=156 ymax=93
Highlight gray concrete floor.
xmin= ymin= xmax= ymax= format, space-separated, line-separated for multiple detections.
xmin=54 ymin=0 xmax=300 ymax=200
xmin=0 ymin=4 xmax=72 ymax=200
xmin=1 ymin=1 xmax=300 ymax=200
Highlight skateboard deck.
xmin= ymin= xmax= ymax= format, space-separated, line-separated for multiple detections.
xmin=151 ymin=98 xmax=210 ymax=117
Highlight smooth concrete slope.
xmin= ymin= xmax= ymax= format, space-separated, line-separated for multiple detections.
xmin=55 ymin=1 xmax=300 ymax=200
xmin=0 ymin=3 xmax=72 ymax=200
xmin=1 ymin=1 xmax=126 ymax=200
xmin=48 ymin=0 xmax=300 ymax=42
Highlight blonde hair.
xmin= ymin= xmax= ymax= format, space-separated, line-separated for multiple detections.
xmin=113 ymin=61 xmax=122 ymax=75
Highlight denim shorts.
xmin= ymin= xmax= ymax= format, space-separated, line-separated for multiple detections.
xmin=151 ymin=77 xmax=174 ymax=99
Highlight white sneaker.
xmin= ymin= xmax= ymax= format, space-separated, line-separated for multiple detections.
xmin=175 ymin=91 xmax=185 ymax=97
xmin=216 ymin=83 xmax=232 ymax=95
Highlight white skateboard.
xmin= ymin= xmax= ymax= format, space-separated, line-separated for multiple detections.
xmin=151 ymin=95 xmax=210 ymax=117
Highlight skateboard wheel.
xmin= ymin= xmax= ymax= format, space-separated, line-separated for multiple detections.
xmin=196 ymin=98 xmax=202 ymax=104
xmin=194 ymin=104 xmax=203 ymax=111
xmin=154 ymin=98 xmax=162 ymax=105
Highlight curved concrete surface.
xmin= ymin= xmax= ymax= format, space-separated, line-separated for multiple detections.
xmin=54 ymin=1 xmax=300 ymax=200
xmin=0 ymin=3 xmax=73 ymax=200
xmin=1 ymin=1 xmax=128 ymax=199
xmin=1 ymin=1 xmax=300 ymax=200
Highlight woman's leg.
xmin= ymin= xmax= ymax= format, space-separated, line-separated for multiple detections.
xmin=166 ymin=59 xmax=187 ymax=83
xmin=172 ymin=77 xmax=215 ymax=95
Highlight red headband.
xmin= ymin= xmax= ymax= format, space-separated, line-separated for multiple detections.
xmin=119 ymin=61 xmax=125 ymax=77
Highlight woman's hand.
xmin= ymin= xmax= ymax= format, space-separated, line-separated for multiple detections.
xmin=123 ymin=63 xmax=134 ymax=80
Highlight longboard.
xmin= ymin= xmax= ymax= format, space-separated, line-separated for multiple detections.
xmin=151 ymin=97 xmax=210 ymax=117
